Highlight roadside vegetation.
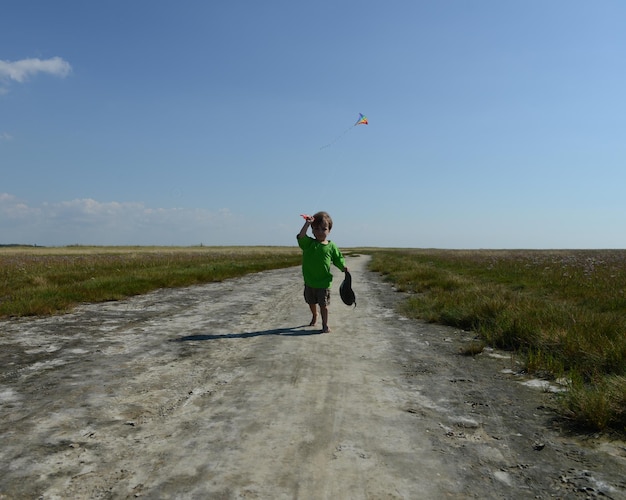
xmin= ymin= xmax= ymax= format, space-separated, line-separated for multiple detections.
xmin=3 ymin=245 xmax=624 ymax=434
xmin=368 ymin=249 xmax=626 ymax=434
xmin=0 ymin=246 xmax=301 ymax=318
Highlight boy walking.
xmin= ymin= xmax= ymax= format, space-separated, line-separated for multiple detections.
xmin=297 ymin=211 xmax=348 ymax=333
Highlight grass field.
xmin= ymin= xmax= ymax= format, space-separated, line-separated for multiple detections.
xmin=0 ymin=246 xmax=301 ymax=318
xmin=2 ymin=245 xmax=624 ymax=434
xmin=369 ymin=249 xmax=626 ymax=434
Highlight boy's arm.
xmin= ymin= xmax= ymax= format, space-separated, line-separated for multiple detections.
xmin=332 ymin=246 xmax=349 ymax=273
xmin=297 ymin=216 xmax=314 ymax=239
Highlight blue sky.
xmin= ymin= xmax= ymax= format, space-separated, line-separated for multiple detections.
xmin=2 ymin=1 xmax=625 ymax=248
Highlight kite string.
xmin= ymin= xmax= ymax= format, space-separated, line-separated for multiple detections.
xmin=319 ymin=125 xmax=355 ymax=150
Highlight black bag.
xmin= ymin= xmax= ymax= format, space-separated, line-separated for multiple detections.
xmin=339 ymin=270 xmax=356 ymax=307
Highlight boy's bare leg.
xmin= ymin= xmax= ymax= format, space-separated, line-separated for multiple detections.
xmin=308 ymin=303 xmax=317 ymax=326
xmin=320 ymin=305 xmax=330 ymax=333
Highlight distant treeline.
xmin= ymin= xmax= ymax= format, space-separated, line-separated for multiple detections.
xmin=0 ymin=244 xmax=44 ymax=248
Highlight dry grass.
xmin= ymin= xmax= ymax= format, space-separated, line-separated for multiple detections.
xmin=368 ymin=249 xmax=626 ymax=434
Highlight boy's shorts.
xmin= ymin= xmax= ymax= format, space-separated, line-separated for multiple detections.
xmin=304 ymin=285 xmax=331 ymax=306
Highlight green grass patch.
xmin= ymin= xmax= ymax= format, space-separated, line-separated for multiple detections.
xmin=368 ymin=249 xmax=626 ymax=434
xmin=0 ymin=246 xmax=301 ymax=318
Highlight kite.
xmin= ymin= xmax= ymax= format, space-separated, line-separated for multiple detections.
xmin=320 ymin=113 xmax=368 ymax=149
xmin=355 ymin=113 xmax=368 ymax=126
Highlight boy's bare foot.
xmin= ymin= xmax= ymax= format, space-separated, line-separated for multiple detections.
xmin=309 ymin=317 xmax=317 ymax=327
xmin=322 ymin=326 xmax=331 ymax=333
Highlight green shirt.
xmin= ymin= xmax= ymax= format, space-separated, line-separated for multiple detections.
xmin=298 ymin=236 xmax=346 ymax=289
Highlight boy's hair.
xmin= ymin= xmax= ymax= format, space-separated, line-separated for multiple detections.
xmin=312 ymin=211 xmax=333 ymax=230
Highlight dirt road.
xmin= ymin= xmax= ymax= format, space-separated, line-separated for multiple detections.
xmin=1 ymin=255 xmax=625 ymax=499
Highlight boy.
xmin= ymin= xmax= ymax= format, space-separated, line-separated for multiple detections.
xmin=297 ymin=211 xmax=348 ymax=333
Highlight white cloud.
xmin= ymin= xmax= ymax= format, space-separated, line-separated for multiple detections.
xmin=0 ymin=132 xmax=13 ymax=141
xmin=0 ymin=57 xmax=72 ymax=83
xmin=0 ymin=193 xmax=38 ymax=218
xmin=0 ymin=194 xmax=242 ymax=246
